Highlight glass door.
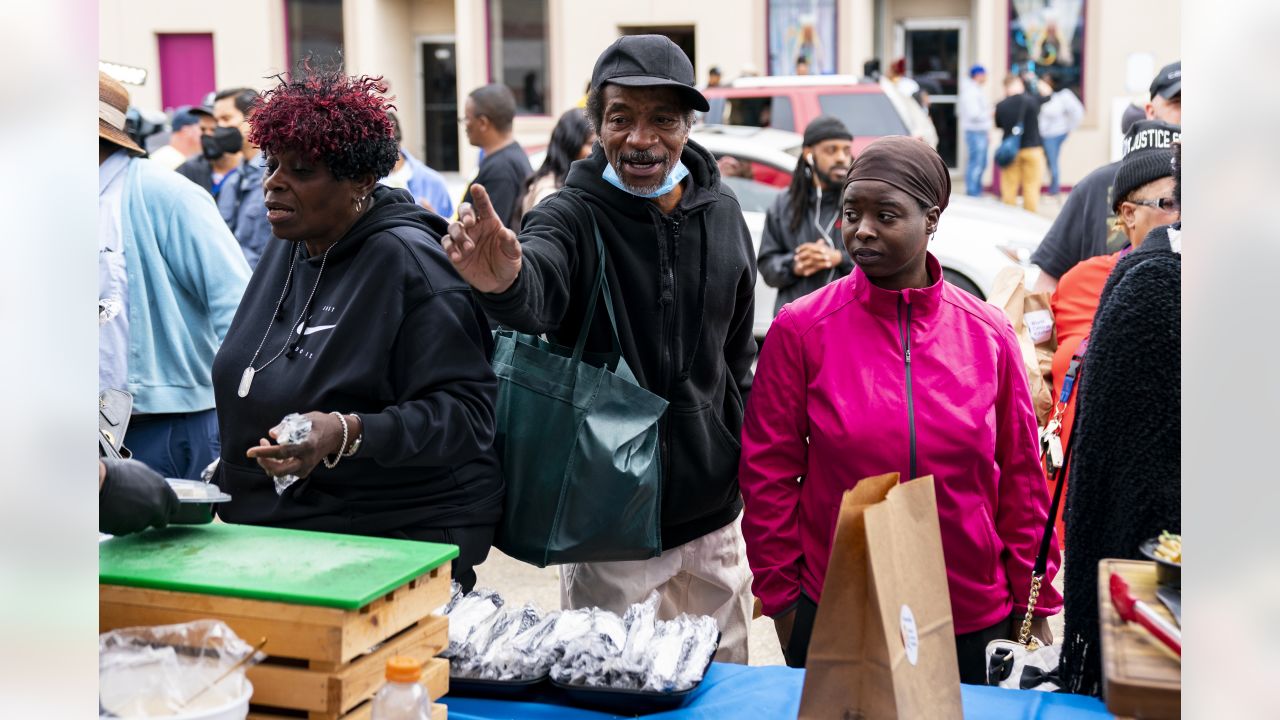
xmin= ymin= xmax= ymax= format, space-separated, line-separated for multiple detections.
xmin=900 ymin=20 xmax=966 ymax=169
xmin=420 ymin=41 xmax=459 ymax=172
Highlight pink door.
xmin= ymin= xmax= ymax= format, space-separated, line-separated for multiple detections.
xmin=157 ymin=33 xmax=215 ymax=110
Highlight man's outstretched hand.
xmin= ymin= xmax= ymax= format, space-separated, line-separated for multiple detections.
xmin=444 ymin=184 xmax=523 ymax=294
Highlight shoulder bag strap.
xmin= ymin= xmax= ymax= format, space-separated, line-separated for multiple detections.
xmin=1017 ymin=344 xmax=1086 ymax=646
xmin=560 ymin=190 xmax=624 ymax=367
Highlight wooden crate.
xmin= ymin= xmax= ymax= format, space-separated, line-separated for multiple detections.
xmin=247 ymin=701 xmax=447 ymax=720
xmin=247 ymin=616 xmax=449 ymax=715
xmin=1099 ymin=559 xmax=1180 ymax=720
xmin=100 ymin=566 xmax=451 ymax=665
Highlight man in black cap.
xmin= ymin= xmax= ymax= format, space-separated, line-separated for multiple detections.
xmin=445 ymin=35 xmax=757 ymax=663
xmin=1030 ymin=61 xmax=1181 ymax=291
xmin=757 ymin=115 xmax=854 ymax=316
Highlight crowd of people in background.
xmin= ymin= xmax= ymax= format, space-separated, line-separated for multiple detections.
xmin=99 ymin=39 xmax=1180 ymax=696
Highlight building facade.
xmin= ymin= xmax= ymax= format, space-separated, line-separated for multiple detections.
xmin=100 ymin=0 xmax=1179 ymax=185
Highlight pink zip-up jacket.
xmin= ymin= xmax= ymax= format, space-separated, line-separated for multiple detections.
xmin=740 ymin=254 xmax=1062 ymax=634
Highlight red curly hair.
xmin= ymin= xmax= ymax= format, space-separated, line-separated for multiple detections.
xmin=249 ymin=66 xmax=400 ymax=181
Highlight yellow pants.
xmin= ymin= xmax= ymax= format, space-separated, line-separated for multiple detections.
xmin=1001 ymin=147 xmax=1046 ymax=213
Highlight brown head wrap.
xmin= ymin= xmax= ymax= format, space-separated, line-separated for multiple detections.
xmin=843 ymin=135 xmax=950 ymax=213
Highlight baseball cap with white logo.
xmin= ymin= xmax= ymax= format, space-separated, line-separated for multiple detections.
xmin=1149 ymin=60 xmax=1181 ymax=100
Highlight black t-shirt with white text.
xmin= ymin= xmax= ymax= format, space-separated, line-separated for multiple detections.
xmin=1029 ymin=160 xmax=1129 ymax=280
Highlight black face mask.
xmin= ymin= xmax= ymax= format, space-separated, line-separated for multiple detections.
xmin=201 ymin=126 xmax=243 ymax=160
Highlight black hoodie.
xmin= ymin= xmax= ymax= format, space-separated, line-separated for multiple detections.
xmin=211 ymin=186 xmax=504 ymax=535
xmin=476 ymin=140 xmax=758 ymax=550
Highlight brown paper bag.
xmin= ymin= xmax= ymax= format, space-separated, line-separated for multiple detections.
xmin=989 ymin=266 xmax=1058 ymax=425
xmin=798 ymin=474 xmax=963 ymax=720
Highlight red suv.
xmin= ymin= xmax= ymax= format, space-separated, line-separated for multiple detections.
xmin=701 ymin=76 xmax=933 ymax=154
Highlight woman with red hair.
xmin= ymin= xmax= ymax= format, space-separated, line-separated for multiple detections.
xmin=210 ymin=67 xmax=504 ymax=590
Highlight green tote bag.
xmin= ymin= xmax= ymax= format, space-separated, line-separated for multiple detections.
xmin=491 ymin=214 xmax=668 ymax=567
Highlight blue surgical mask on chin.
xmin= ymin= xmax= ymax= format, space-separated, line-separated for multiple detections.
xmin=603 ymin=160 xmax=690 ymax=199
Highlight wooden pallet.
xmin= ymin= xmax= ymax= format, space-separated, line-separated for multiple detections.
xmin=247 ymin=617 xmax=449 ymax=715
xmin=101 ymin=565 xmax=452 ymax=717
xmin=100 ymin=566 xmax=451 ymax=665
xmin=247 ymin=701 xmax=447 ymax=720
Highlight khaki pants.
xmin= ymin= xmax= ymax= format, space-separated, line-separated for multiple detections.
xmin=1000 ymin=147 xmax=1046 ymax=213
xmin=559 ymin=515 xmax=754 ymax=664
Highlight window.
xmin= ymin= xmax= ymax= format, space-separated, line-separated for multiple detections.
xmin=817 ymin=93 xmax=909 ymax=136
xmin=725 ymin=95 xmax=795 ymax=131
xmin=286 ymin=0 xmax=344 ymax=70
xmin=1008 ymin=0 xmax=1086 ymax=103
xmin=767 ymin=0 xmax=837 ymax=75
xmin=489 ymin=0 xmax=549 ymax=114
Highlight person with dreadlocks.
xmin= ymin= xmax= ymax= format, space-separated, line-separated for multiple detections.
xmin=210 ymin=66 xmax=504 ymax=591
xmin=740 ymin=136 xmax=1061 ymax=679
xmin=756 ymin=116 xmax=854 ymax=317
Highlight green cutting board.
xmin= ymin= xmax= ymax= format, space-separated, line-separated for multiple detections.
xmin=99 ymin=523 xmax=458 ymax=610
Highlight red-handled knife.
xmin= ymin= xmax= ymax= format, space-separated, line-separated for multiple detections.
xmin=1110 ymin=574 xmax=1182 ymax=656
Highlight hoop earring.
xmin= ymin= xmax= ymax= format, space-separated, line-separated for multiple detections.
xmin=354 ymin=197 xmax=363 ymax=213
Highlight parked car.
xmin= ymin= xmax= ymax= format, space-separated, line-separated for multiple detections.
xmin=525 ymin=125 xmax=1044 ymax=339
xmin=701 ymin=75 xmax=939 ymax=153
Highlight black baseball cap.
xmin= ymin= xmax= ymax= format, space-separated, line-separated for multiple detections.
xmin=590 ymin=35 xmax=709 ymax=112
xmin=1149 ymin=61 xmax=1181 ymax=100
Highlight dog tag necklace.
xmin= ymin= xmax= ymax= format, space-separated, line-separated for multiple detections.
xmin=238 ymin=241 xmax=335 ymax=398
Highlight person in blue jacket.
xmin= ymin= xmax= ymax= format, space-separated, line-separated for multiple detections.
xmin=382 ymin=111 xmax=455 ymax=218
xmin=98 ymin=71 xmax=251 ymax=480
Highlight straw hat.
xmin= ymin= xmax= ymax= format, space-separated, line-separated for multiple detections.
xmin=99 ymin=71 xmax=144 ymax=156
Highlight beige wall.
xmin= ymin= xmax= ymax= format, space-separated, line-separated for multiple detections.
xmin=99 ymin=0 xmax=286 ymax=112
xmin=838 ymin=0 xmax=877 ymax=75
xmin=101 ymin=0 xmax=1179 ymax=185
xmin=343 ymin=0 xmax=420 ymax=156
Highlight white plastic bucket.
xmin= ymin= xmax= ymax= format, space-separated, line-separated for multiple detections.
xmin=164 ymin=680 xmax=252 ymax=720
xmin=100 ymin=680 xmax=253 ymax=720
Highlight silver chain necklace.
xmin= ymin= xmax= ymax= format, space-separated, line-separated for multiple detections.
xmin=237 ymin=241 xmax=336 ymax=398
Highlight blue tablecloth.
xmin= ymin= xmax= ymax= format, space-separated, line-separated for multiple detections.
xmin=443 ymin=663 xmax=1112 ymax=719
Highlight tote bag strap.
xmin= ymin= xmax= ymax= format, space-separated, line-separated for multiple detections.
xmin=561 ymin=191 xmax=627 ymax=375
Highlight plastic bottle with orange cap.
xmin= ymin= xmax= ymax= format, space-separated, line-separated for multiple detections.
xmin=370 ymin=656 xmax=432 ymax=720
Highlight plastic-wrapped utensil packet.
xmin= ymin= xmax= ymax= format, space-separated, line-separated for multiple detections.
xmin=439 ymin=585 xmax=718 ymax=691
xmin=271 ymin=413 xmax=312 ymax=495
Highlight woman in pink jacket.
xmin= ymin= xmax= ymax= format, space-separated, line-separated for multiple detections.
xmin=739 ymin=136 xmax=1061 ymax=682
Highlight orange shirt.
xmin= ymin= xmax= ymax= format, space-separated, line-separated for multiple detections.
xmin=1051 ymin=253 xmax=1120 ymax=442
xmin=1048 ymin=252 xmax=1119 ymax=544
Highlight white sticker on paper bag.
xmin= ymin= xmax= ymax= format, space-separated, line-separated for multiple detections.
xmin=900 ymin=604 xmax=920 ymax=666
xmin=1025 ymin=309 xmax=1054 ymax=344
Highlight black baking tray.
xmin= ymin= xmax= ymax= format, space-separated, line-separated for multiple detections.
xmin=1138 ymin=537 xmax=1181 ymax=589
xmin=547 ymin=634 xmax=719 ymax=716
xmin=549 ymin=678 xmax=699 ymax=715
xmin=447 ymin=673 xmax=551 ymax=699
